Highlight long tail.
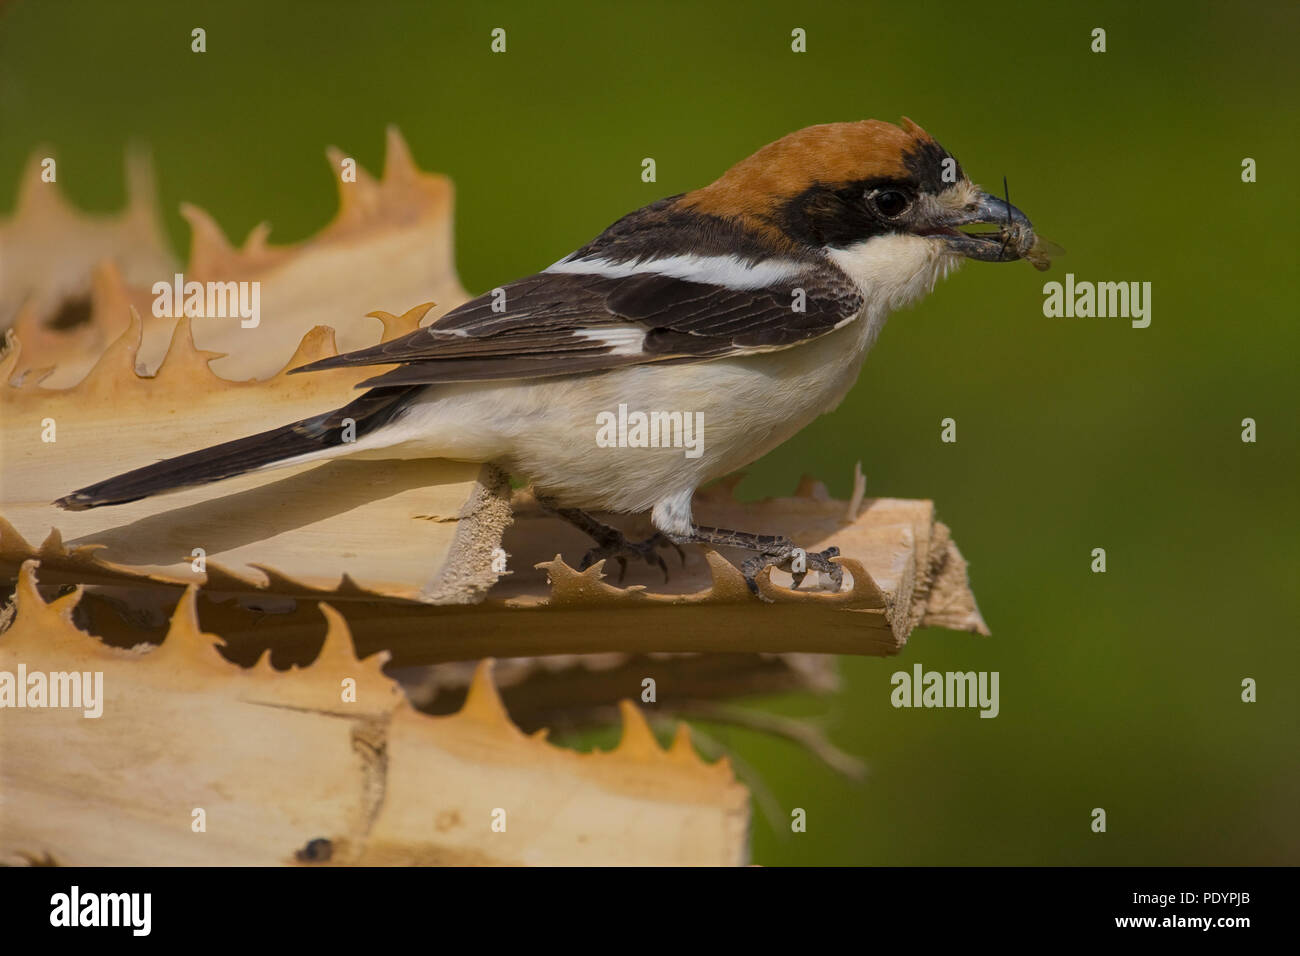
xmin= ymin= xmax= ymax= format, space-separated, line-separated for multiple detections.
xmin=54 ymin=385 xmax=421 ymax=511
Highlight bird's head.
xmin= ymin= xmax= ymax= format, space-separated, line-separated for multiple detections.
xmin=680 ymin=119 xmax=1042 ymax=288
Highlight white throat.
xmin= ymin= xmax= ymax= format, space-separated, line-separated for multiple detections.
xmin=825 ymin=234 xmax=963 ymax=317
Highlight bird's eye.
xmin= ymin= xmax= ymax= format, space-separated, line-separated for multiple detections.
xmin=871 ymin=189 xmax=911 ymax=218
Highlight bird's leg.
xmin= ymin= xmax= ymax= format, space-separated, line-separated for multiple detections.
xmin=536 ymin=498 xmax=685 ymax=584
xmin=671 ymin=525 xmax=843 ymax=598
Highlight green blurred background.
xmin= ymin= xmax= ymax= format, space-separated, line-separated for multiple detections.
xmin=2 ymin=0 xmax=1296 ymax=864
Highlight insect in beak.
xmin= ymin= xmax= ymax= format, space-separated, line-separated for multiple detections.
xmin=922 ymin=181 xmax=1063 ymax=271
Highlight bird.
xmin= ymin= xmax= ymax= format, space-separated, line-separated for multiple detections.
xmin=56 ymin=118 xmax=1041 ymax=595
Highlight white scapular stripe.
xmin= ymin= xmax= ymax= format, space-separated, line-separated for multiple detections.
xmin=545 ymin=253 xmax=805 ymax=290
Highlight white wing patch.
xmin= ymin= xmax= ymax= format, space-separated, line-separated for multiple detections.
xmin=572 ymin=326 xmax=647 ymax=355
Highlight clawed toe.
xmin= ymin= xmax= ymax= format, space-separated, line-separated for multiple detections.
xmin=579 ymin=531 xmax=679 ymax=584
xmin=649 ymin=532 xmax=688 ymax=569
xmin=742 ymin=544 xmax=843 ymax=599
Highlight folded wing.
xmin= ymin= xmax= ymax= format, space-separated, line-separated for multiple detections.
xmin=292 ymin=262 xmax=864 ymax=387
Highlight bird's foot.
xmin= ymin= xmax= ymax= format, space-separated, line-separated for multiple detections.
xmin=741 ymin=542 xmax=843 ymax=600
xmin=579 ymin=530 xmax=686 ymax=584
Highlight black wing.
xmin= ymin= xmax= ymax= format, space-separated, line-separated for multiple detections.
xmin=292 ymin=264 xmax=863 ymax=388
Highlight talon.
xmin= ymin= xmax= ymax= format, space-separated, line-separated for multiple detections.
xmin=647 ymin=532 xmax=687 ymax=568
xmin=817 ymin=547 xmax=844 ymax=592
xmin=740 ymin=542 xmax=846 ymax=597
xmin=571 ymin=529 xmax=683 ymax=585
xmin=740 ymin=560 xmax=774 ymax=602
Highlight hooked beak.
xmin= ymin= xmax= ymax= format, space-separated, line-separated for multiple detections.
xmin=922 ymin=192 xmax=1036 ymax=263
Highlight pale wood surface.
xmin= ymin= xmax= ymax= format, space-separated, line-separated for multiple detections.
xmin=0 ymin=562 xmax=749 ymax=866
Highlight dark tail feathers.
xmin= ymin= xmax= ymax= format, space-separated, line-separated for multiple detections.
xmin=55 ymin=386 xmax=419 ymax=511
